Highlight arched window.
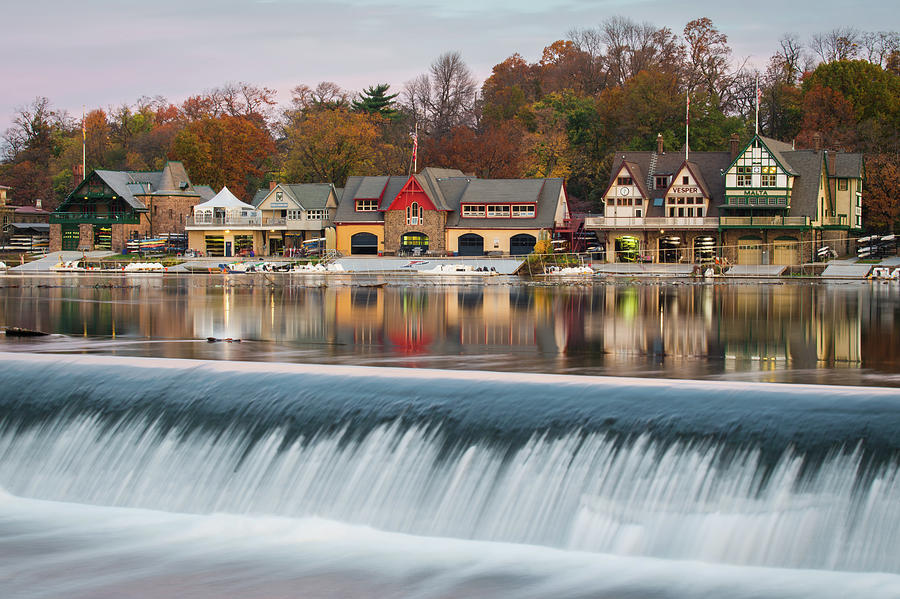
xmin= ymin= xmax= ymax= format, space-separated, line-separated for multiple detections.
xmin=407 ymin=202 xmax=421 ymax=225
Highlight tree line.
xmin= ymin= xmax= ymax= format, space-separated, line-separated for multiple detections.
xmin=2 ymin=18 xmax=898 ymax=229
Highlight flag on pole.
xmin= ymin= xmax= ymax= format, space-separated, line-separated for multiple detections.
xmin=412 ymin=123 xmax=418 ymax=173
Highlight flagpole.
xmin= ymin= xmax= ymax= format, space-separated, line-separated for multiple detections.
xmin=685 ymin=93 xmax=690 ymax=162
xmin=413 ymin=122 xmax=418 ymax=173
xmin=82 ymin=105 xmax=86 ymax=181
xmin=755 ymin=76 xmax=760 ymax=135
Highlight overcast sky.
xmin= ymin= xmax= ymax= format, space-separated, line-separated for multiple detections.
xmin=1 ymin=0 xmax=895 ymax=132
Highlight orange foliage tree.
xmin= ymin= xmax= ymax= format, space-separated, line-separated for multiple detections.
xmin=171 ymin=116 xmax=275 ymax=197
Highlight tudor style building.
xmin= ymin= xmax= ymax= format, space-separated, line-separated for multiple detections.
xmin=586 ymin=134 xmax=864 ymax=265
xmin=49 ymin=161 xmax=213 ymax=252
xmin=332 ymin=168 xmax=569 ymax=256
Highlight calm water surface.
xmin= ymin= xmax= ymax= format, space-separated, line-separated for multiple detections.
xmin=1 ymin=273 xmax=898 ymax=386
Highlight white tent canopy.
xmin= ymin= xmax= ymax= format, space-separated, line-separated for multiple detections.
xmin=192 ymin=186 xmax=260 ymax=224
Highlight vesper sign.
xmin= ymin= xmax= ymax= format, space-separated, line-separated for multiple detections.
xmin=669 ymin=186 xmax=700 ymax=194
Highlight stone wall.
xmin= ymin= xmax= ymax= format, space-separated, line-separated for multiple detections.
xmin=49 ymin=224 xmax=61 ymax=252
xmin=147 ymin=196 xmax=197 ymax=236
xmin=383 ymin=210 xmax=447 ymax=254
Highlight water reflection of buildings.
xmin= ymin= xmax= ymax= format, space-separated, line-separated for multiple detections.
xmin=0 ymin=277 xmax=878 ymax=375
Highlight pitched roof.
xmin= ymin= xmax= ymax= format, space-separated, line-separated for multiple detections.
xmin=154 ymin=161 xmax=194 ymax=194
xmin=445 ymin=178 xmax=564 ymax=229
xmin=75 ymin=162 xmax=205 ymax=211
xmin=608 ymin=151 xmax=732 ymax=217
xmin=759 ymin=136 xmax=797 ymax=174
xmin=831 ymin=152 xmax=864 ymax=178
xmin=456 ymin=179 xmax=544 ymax=205
xmin=354 ymin=176 xmax=390 ymax=199
xmin=778 ymin=149 xmax=824 ymax=218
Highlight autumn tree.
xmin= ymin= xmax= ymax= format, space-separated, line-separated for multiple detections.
xmin=422 ymin=122 xmax=523 ymax=178
xmin=281 ymin=109 xmax=384 ymax=185
xmin=683 ymin=18 xmax=742 ymax=112
xmin=171 ymin=115 xmax=275 ymax=196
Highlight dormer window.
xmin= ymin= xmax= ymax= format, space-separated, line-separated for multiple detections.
xmin=655 ymin=176 xmax=668 ymax=189
xmin=617 ymin=176 xmax=633 ymax=186
xmin=356 ymin=199 xmax=379 ymax=211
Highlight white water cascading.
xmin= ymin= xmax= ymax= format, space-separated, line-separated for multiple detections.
xmin=0 ymin=353 xmax=899 ymax=579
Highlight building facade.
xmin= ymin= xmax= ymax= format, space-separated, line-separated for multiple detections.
xmin=587 ymin=134 xmax=864 ymax=265
xmin=333 ymin=168 xmax=569 ymax=256
xmin=49 ymin=162 xmax=212 ymax=252
xmin=185 ymin=182 xmax=339 ymax=257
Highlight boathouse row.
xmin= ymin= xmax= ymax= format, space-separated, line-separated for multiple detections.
xmin=331 ymin=168 xmax=570 ymax=257
xmin=589 ymin=134 xmax=865 ymax=265
xmin=48 ymin=162 xmax=214 ymax=253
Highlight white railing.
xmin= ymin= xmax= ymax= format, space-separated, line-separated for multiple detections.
xmin=187 ymin=215 xmax=262 ymax=227
xmin=584 ymin=216 xmax=719 ymax=229
xmin=719 ymin=216 xmax=810 ymax=227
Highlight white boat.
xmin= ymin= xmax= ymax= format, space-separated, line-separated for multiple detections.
xmin=123 ymin=262 xmax=165 ymax=272
xmin=419 ymin=264 xmax=499 ymax=276
xmin=0 ymin=261 xmax=7 ymax=271
xmin=543 ymin=264 xmax=594 ymax=276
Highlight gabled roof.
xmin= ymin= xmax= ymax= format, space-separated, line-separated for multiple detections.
xmin=68 ymin=161 xmax=206 ymax=212
xmin=608 ymin=151 xmax=733 ymax=217
xmin=334 ymin=175 xmax=405 ymax=223
xmin=253 ymin=183 xmax=336 ymax=210
xmin=667 ymin=161 xmax=713 ymax=200
xmin=194 ymin=185 xmax=216 ymax=202
xmin=414 ymin=167 xmax=467 ymax=210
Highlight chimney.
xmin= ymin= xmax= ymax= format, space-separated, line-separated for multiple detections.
xmin=729 ymin=134 xmax=740 ymax=159
xmin=813 ymin=132 xmax=823 ymax=152
xmin=72 ymin=163 xmax=84 ymax=181
xmin=269 ymin=180 xmax=278 ymax=191
xmin=35 ymin=198 xmax=42 ymax=210
xmin=656 ymin=133 xmax=664 ymax=154
xmin=827 ymin=151 xmax=836 ymax=175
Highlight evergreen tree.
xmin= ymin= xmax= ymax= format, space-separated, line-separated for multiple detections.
xmin=351 ymin=84 xmax=400 ymax=120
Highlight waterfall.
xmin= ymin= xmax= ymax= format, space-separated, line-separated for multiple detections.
xmin=1 ymin=353 xmax=899 ymax=574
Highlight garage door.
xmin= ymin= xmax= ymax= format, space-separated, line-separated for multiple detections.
xmin=457 ymin=233 xmax=484 ymax=256
xmin=350 ymin=232 xmax=379 ymax=255
xmin=773 ymin=237 xmax=800 ymax=265
xmin=510 ymin=234 xmax=536 ymax=255
xmin=737 ymin=237 xmax=762 ymax=265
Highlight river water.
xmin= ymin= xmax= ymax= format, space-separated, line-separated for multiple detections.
xmin=1 ymin=274 xmax=899 ymax=598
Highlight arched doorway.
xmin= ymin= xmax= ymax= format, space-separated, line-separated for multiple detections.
xmin=693 ymin=236 xmax=716 ymax=264
xmin=510 ymin=233 xmax=536 ymax=255
xmin=773 ymin=236 xmax=800 ymax=265
xmin=400 ymin=232 xmax=429 ymax=255
xmin=350 ymin=232 xmax=379 ymax=255
xmin=658 ymin=236 xmax=681 ymax=263
xmin=615 ymin=236 xmax=640 ymax=262
xmin=737 ymin=236 xmax=763 ymax=265
xmin=457 ymin=233 xmax=484 ymax=256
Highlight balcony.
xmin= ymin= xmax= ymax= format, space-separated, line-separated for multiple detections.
xmin=719 ymin=216 xmax=810 ymax=228
xmin=186 ymin=215 xmax=262 ymax=227
xmin=50 ymin=211 xmax=141 ymax=225
xmin=821 ymin=214 xmax=848 ymax=228
xmin=583 ymin=216 xmax=719 ymax=229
